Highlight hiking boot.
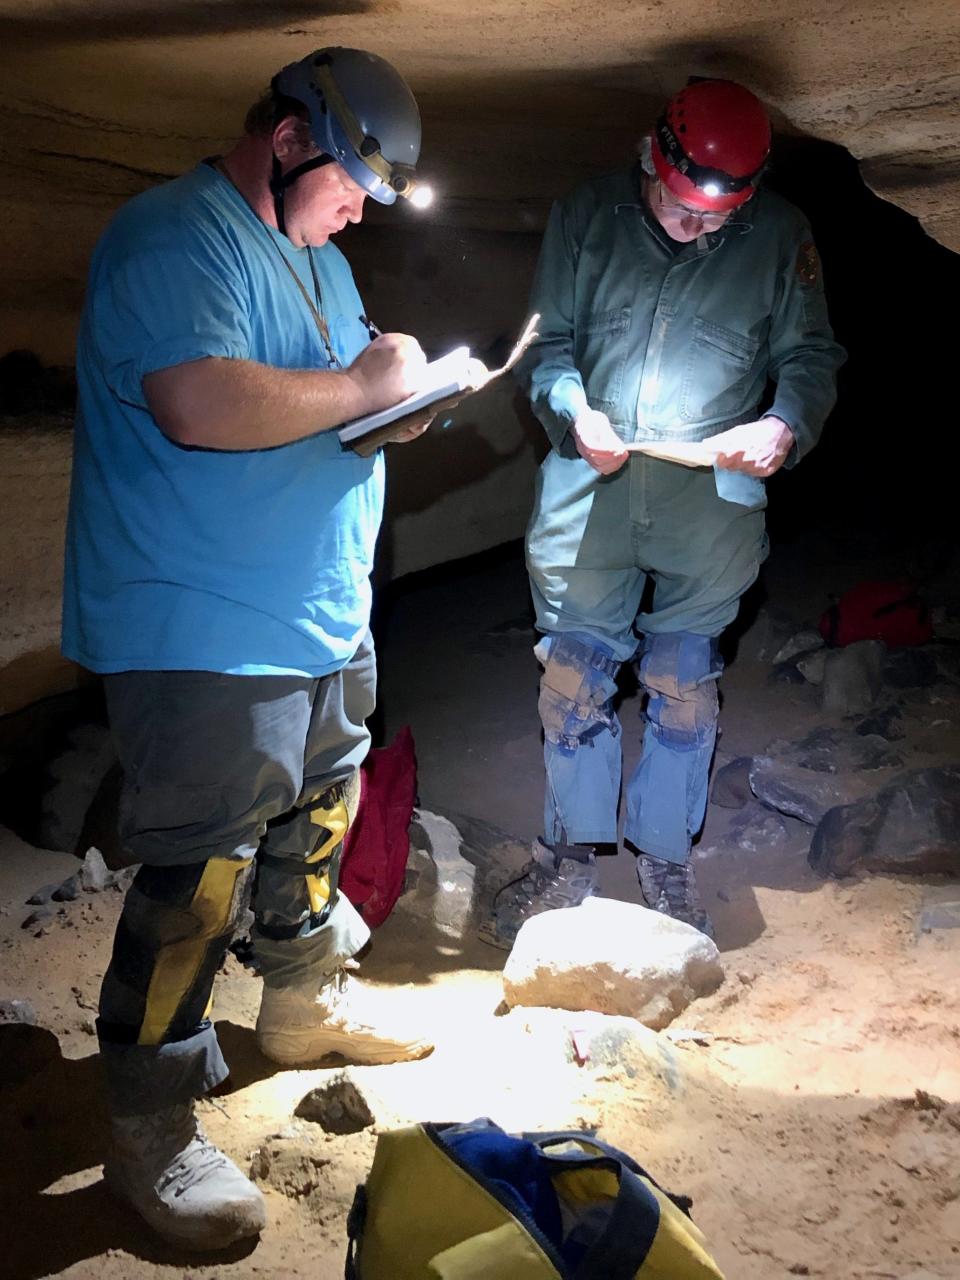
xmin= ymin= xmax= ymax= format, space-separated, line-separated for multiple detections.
xmin=256 ymin=967 xmax=433 ymax=1066
xmin=104 ymin=1100 xmax=266 ymax=1251
xmin=637 ymin=854 xmax=715 ymax=940
xmin=478 ymin=839 xmax=600 ymax=951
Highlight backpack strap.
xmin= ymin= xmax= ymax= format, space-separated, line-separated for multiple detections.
xmin=570 ymin=1166 xmax=666 ymax=1279
xmin=344 ymin=1183 xmax=367 ymax=1280
xmin=526 ymin=1133 xmax=715 ymax=1279
xmin=527 ymin=1133 xmax=692 ymax=1214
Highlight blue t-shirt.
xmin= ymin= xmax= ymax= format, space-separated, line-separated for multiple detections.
xmin=63 ymin=163 xmax=383 ymax=676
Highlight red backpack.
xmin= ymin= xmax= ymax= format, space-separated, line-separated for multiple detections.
xmin=819 ymin=580 xmax=933 ymax=649
xmin=339 ymin=726 xmax=417 ymax=927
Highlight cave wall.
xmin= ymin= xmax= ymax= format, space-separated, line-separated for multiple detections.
xmin=0 ymin=0 xmax=958 ymax=708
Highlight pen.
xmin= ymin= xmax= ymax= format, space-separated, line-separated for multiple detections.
xmin=360 ymin=314 xmax=382 ymax=340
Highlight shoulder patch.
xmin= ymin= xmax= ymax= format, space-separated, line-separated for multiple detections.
xmin=796 ymin=239 xmax=820 ymax=286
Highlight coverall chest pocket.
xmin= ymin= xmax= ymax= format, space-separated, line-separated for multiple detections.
xmin=679 ymin=317 xmax=760 ymax=424
xmin=576 ymin=305 xmax=631 ymax=412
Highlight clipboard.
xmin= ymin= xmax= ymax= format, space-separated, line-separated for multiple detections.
xmin=340 ymin=313 xmax=540 ymax=457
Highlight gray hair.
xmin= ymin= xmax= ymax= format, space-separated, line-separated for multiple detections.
xmin=637 ymin=134 xmax=658 ymax=177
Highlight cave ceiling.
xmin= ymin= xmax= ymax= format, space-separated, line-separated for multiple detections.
xmin=0 ymin=0 xmax=957 ymax=360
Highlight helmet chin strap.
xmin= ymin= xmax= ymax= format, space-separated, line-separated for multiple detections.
xmin=269 ymin=151 xmax=335 ymax=236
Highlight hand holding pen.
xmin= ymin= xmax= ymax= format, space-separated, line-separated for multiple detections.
xmin=360 ymin=314 xmax=382 ymax=341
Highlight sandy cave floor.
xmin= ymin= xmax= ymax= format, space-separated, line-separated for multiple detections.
xmin=1 ymin=542 xmax=959 ymax=1279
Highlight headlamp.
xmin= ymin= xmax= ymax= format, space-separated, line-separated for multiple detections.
xmin=655 ymin=114 xmax=762 ymax=197
xmin=314 ymin=62 xmax=432 ymax=208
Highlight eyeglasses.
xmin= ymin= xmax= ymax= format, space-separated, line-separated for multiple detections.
xmin=656 ymin=180 xmax=732 ymax=229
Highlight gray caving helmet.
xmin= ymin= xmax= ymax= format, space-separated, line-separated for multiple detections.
xmin=271 ymin=46 xmax=423 ymax=217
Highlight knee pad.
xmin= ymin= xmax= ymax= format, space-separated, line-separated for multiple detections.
xmin=535 ymin=632 xmax=621 ymax=753
xmin=303 ymin=775 xmax=359 ymax=916
xmin=121 ymin=857 xmax=255 ymax=1045
xmin=128 ymin=857 xmax=254 ymax=948
xmin=639 ymin=632 xmax=723 ymax=751
xmin=259 ymin=774 xmax=360 ymax=929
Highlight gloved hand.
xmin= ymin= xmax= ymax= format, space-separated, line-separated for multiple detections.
xmin=711 ymin=416 xmax=795 ymax=477
xmin=572 ymin=408 xmax=629 ymax=474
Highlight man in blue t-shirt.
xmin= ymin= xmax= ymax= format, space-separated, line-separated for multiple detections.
xmin=63 ymin=48 xmax=437 ymax=1250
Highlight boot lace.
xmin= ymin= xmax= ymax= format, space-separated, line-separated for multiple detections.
xmin=158 ymin=1129 xmax=234 ymax=1198
xmin=124 ymin=1103 xmax=231 ymax=1197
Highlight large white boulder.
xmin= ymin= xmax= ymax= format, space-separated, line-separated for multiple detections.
xmin=501 ymin=896 xmax=723 ymax=1030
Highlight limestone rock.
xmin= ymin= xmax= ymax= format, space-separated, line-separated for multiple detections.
xmin=742 ymin=606 xmax=798 ymax=663
xmin=400 ymin=807 xmax=534 ymax=941
xmin=26 ymin=883 xmax=58 ymax=906
xmin=728 ymin=804 xmax=791 ymax=852
xmin=0 ymin=998 xmax=37 ymax=1025
xmin=809 ymin=765 xmax=960 ymax=878
xmin=773 ymin=628 xmax=824 ymax=666
xmin=294 ymin=1072 xmax=375 ymax=1135
xmin=21 ymin=907 xmax=53 ymax=930
xmin=785 ymin=727 xmax=903 ymax=773
xmin=769 ymin=661 xmax=809 ymax=687
xmin=711 ymin=756 xmax=753 ymax=809
xmin=51 ymin=874 xmax=80 ymax=902
xmin=796 ymin=649 xmax=827 ymax=685
xmin=38 ymin=723 xmax=117 ymax=855
xmin=432 ymin=807 xmax=534 ymax=892
xmin=854 ymin=705 xmax=905 ymax=741
xmin=750 ymin=727 xmax=903 ymax=824
xmin=502 ymin=896 xmax=723 ymax=1030
xmin=79 ymin=846 xmax=113 ymax=892
xmin=750 ymin=756 xmax=866 ymax=825
xmin=567 ymin=1014 xmax=684 ymax=1093
xmin=821 ymin=640 xmax=885 ymax=715
xmin=401 ymin=810 xmax=479 ymax=939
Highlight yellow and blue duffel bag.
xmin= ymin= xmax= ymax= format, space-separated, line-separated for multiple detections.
xmin=345 ymin=1118 xmax=725 ymax=1279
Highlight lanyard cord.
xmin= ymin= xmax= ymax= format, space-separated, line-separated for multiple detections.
xmin=212 ymin=157 xmax=342 ymax=370
xmin=264 ymin=232 xmax=342 ymax=370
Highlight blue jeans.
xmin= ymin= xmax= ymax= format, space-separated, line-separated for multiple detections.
xmin=527 ymin=452 xmax=766 ymax=863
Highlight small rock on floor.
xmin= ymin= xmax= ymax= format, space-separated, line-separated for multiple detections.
xmin=809 ymin=764 xmax=960 ymax=878
xmin=0 ymin=998 xmax=38 ymax=1025
xmin=711 ymin=757 xmax=753 ymax=809
xmin=26 ymin=884 xmax=58 ymax=906
xmin=294 ymin=1072 xmax=375 ymax=1134
xmin=22 ymin=908 xmax=54 ymax=930
xmin=79 ymin=847 xmax=113 ymax=892
xmin=52 ymin=875 xmax=80 ymax=902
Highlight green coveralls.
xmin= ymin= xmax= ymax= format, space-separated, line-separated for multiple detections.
xmin=521 ymin=166 xmax=845 ymax=861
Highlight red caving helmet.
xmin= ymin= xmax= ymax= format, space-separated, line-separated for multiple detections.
xmin=651 ymin=79 xmax=772 ymax=212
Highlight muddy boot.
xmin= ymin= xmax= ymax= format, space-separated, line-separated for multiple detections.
xmin=256 ymin=967 xmax=433 ymax=1066
xmin=478 ymin=839 xmax=600 ymax=951
xmin=104 ymin=1100 xmax=266 ymax=1250
xmin=637 ymin=854 xmax=715 ymax=941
